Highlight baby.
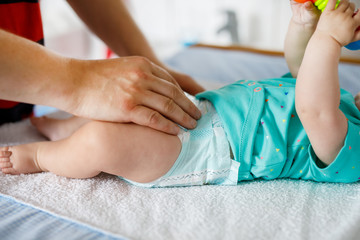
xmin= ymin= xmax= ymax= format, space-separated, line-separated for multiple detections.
xmin=1 ymin=0 xmax=360 ymax=187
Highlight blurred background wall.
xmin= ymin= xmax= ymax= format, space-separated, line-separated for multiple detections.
xmin=129 ymin=0 xmax=291 ymax=58
xmin=40 ymin=0 xmax=360 ymax=60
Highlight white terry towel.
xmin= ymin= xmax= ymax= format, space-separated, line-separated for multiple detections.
xmin=1 ymin=115 xmax=360 ymax=240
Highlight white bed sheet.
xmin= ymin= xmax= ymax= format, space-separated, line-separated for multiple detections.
xmin=1 ymin=47 xmax=360 ymax=240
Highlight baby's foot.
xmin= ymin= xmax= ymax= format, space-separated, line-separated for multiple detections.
xmin=0 ymin=145 xmax=43 ymax=175
xmin=31 ymin=116 xmax=89 ymax=141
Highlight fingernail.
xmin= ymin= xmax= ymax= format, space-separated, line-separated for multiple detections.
xmin=190 ymin=118 xmax=197 ymax=128
xmin=0 ymin=151 xmax=11 ymax=157
xmin=195 ymin=110 xmax=202 ymax=119
xmin=173 ymin=126 xmax=180 ymax=135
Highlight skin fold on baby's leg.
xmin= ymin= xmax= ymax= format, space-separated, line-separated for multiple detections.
xmin=0 ymin=122 xmax=182 ymax=182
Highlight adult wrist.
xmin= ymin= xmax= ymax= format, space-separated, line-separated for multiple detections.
xmin=52 ymin=57 xmax=83 ymax=115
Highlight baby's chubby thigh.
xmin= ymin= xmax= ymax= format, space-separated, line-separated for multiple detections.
xmin=119 ymin=95 xmax=239 ymax=187
xmin=128 ymin=97 xmax=239 ymax=187
xmin=75 ymin=120 xmax=182 ymax=183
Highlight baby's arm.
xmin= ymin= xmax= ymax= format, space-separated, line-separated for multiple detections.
xmin=296 ymin=0 xmax=360 ymax=165
xmin=285 ymin=1 xmax=320 ymax=77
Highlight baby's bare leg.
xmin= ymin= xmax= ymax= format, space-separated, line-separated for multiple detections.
xmin=31 ymin=116 xmax=90 ymax=141
xmin=0 ymin=122 xmax=181 ymax=181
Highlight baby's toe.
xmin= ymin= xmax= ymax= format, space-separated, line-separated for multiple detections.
xmin=0 ymin=150 xmax=12 ymax=157
xmin=0 ymin=161 xmax=12 ymax=169
xmin=2 ymin=167 xmax=18 ymax=175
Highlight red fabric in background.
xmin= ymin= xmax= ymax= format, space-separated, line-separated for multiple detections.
xmin=0 ymin=1 xmax=44 ymax=109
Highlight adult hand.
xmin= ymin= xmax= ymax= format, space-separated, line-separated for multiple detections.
xmin=67 ymin=0 xmax=205 ymax=99
xmin=67 ymin=56 xmax=202 ymax=135
xmin=0 ymin=29 xmax=201 ymax=134
xmin=164 ymin=67 xmax=205 ymax=95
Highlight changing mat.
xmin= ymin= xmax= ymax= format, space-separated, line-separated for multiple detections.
xmin=1 ymin=47 xmax=360 ymax=240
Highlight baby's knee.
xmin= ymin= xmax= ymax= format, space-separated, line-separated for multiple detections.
xmin=71 ymin=121 xmax=118 ymax=147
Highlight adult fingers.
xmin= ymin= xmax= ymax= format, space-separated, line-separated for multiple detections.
xmin=165 ymin=69 xmax=205 ymax=95
xmin=149 ymin=61 xmax=181 ymax=89
xmin=148 ymin=62 xmax=202 ymax=121
xmin=178 ymin=77 xmax=205 ymax=95
xmin=130 ymin=56 xmax=181 ymax=89
xmin=145 ymin=75 xmax=201 ymax=120
xmin=140 ymin=90 xmax=198 ymax=130
xmin=130 ymin=105 xmax=180 ymax=135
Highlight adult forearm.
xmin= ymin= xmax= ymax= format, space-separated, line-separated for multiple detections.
xmin=66 ymin=0 xmax=205 ymax=95
xmin=67 ymin=0 xmax=161 ymax=64
xmin=0 ymin=29 xmax=73 ymax=109
xmin=0 ymin=27 xmax=201 ymax=132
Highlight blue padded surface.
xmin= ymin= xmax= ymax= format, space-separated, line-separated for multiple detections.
xmin=166 ymin=47 xmax=360 ymax=95
xmin=0 ymin=194 xmax=126 ymax=240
